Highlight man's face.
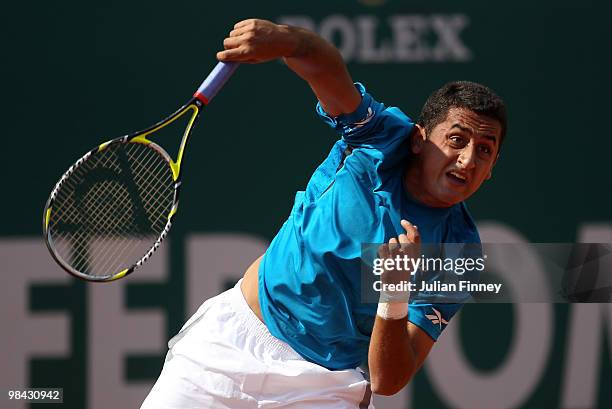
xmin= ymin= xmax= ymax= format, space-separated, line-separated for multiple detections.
xmin=408 ymin=107 xmax=502 ymax=207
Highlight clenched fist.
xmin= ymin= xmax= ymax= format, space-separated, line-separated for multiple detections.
xmin=217 ymin=19 xmax=298 ymax=63
xmin=377 ymin=219 xmax=420 ymax=305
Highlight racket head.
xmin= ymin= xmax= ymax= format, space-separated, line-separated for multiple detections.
xmin=43 ymin=135 xmax=179 ymax=282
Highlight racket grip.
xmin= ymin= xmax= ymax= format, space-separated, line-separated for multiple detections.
xmin=194 ymin=61 xmax=239 ymax=104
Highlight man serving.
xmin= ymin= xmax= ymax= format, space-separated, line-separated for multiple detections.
xmin=141 ymin=18 xmax=506 ymax=409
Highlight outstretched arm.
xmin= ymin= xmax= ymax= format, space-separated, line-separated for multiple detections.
xmin=217 ymin=19 xmax=361 ymax=117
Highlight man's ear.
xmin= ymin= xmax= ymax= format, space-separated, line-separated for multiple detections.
xmin=411 ymin=124 xmax=426 ymax=154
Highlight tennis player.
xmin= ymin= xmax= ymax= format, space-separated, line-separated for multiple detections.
xmin=141 ymin=18 xmax=506 ymax=408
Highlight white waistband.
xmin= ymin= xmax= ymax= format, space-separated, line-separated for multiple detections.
xmin=229 ymin=279 xmax=303 ymax=360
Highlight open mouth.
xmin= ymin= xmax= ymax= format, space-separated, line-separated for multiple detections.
xmin=446 ymin=170 xmax=468 ymax=186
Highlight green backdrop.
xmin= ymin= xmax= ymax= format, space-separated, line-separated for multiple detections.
xmin=1 ymin=1 xmax=610 ymax=408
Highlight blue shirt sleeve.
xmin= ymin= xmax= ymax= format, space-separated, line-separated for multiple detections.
xmin=408 ymin=303 xmax=462 ymax=341
xmin=316 ymin=83 xmax=414 ymax=177
xmin=408 ymin=238 xmax=482 ymax=341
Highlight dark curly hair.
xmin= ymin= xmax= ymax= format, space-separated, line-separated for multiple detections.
xmin=418 ymin=81 xmax=508 ymax=146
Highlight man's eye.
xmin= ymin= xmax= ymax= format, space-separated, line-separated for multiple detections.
xmin=449 ymin=135 xmax=465 ymax=145
xmin=479 ymin=145 xmax=492 ymax=155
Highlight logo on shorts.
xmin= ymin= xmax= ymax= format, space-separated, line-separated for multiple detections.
xmin=425 ymin=308 xmax=448 ymax=329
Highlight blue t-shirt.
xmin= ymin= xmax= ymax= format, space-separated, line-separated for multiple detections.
xmin=259 ymin=84 xmax=481 ymax=370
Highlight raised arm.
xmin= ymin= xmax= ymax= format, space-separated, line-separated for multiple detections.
xmin=217 ymin=19 xmax=361 ymax=117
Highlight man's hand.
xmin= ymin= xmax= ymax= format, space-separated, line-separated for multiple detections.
xmin=369 ymin=219 xmax=433 ymax=396
xmin=217 ymin=19 xmax=298 ymax=63
xmin=217 ymin=18 xmax=361 ymax=116
xmin=377 ymin=219 xmax=420 ymax=306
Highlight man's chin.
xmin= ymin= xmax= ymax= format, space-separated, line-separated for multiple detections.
xmin=432 ymin=188 xmax=469 ymax=207
xmin=412 ymin=184 xmax=470 ymax=207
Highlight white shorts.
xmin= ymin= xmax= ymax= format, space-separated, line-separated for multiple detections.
xmin=140 ymin=280 xmax=374 ymax=409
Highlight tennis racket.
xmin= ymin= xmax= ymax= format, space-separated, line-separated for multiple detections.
xmin=43 ymin=61 xmax=239 ymax=282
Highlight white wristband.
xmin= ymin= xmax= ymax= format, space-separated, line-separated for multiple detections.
xmin=376 ymin=302 xmax=408 ymax=320
xmin=377 ymin=281 xmax=410 ymax=320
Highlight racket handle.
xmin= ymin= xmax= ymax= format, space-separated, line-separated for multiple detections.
xmin=194 ymin=61 xmax=239 ymax=104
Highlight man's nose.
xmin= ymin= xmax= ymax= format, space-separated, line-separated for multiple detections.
xmin=457 ymin=143 xmax=476 ymax=170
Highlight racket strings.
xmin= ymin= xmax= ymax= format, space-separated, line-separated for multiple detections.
xmin=54 ymin=148 xmax=131 ymax=228
xmin=92 ymin=149 xmax=173 ymax=275
xmin=48 ymin=142 xmax=175 ymax=278
xmin=86 ymin=146 xmax=171 ymax=275
xmin=53 ymin=155 xmax=141 ymax=259
xmin=56 ymin=145 xmax=171 ymax=276
xmin=126 ymin=151 xmax=175 ymax=231
xmin=53 ymin=165 xmax=140 ymax=274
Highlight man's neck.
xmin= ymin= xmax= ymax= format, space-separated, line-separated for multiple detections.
xmin=403 ymin=163 xmax=452 ymax=209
